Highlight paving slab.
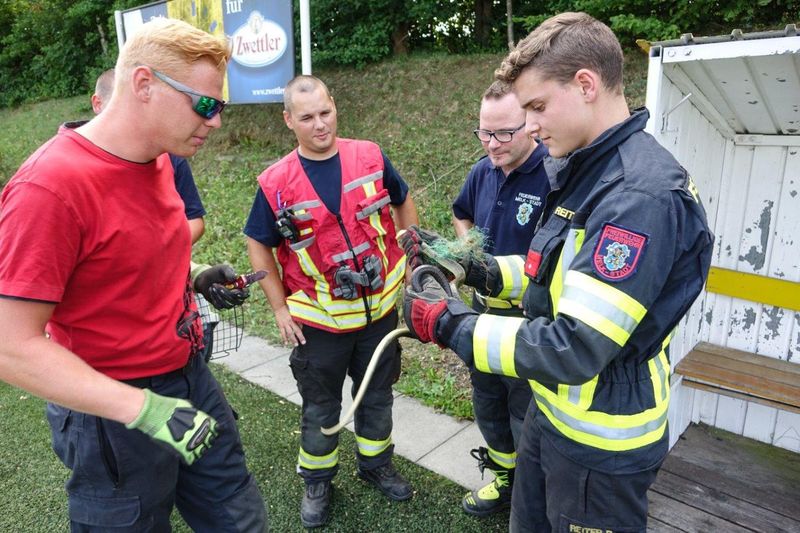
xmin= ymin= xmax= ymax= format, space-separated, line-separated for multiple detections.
xmin=240 ymin=356 xmax=297 ymax=398
xmin=213 ymin=334 xmax=287 ymax=373
xmin=417 ymin=421 xmax=485 ymax=491
xmin=390 ymin=394 xmax=472 ymax=463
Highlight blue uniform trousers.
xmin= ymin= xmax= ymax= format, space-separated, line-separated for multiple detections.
xmin=510 ymin=409 xmax=659 ymax=533
xmin=46 ymin=355 xmax=267 ymax=532
xmin=290 ymin=309 xmax=401 ymax=483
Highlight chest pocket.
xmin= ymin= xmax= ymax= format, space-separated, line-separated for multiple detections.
xmin=523 ymin=215 xmax=570 ymax=318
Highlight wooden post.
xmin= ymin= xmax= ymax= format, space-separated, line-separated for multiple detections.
xmin=506 ymin=0 xmax=514 ymax=50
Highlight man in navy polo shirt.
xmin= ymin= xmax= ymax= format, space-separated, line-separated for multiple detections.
xmin=452 ymin=80 xmax=549 ymax=517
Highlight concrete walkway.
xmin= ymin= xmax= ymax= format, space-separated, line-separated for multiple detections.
xmin=214 ymin=333 xmax=486 ymax=491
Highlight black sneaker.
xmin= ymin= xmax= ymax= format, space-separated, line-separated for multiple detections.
xmin=300 ymin=480 xmax=333 ymax=528
xmin=357 ymin=462 xmax=413 ymax=501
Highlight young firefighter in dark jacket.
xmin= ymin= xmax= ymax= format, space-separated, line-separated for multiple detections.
xmin=401 ymin=12 xmax=713 ymax=533
xmin=245 ymin=75 xmax=419 ymax=529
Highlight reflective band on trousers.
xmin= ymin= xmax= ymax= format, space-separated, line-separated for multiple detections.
xmin=298 ymin=447 xmax=339 ymax=470
xmin=356 ymin=434 xmax=392 ymax=457
xmin=530 ymin=344 xmax=671 ymax=452
xmin=488 ymin=447 xmax=517 ymax=469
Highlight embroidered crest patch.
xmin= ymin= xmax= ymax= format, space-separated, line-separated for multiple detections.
xmin=516 ymin=202 xmax=533 ymax=226
xmin=592 ymin=223 xmax=648 ymax=282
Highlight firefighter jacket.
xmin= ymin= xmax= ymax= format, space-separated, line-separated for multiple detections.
xmin=440 ymin=110 xmax=714 ymax=473
xmin=259 ymin=139 xmax=406 ymax=332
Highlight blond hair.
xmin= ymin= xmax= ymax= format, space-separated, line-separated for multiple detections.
xmin=116 ymin=18 xmax=230 ymax=94
xmin=496 ymin=12 xmax=623 ymax=93
xmin=283 ymin=75 xmax=332 ymax=113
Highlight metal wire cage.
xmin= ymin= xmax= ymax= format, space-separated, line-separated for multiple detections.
xmin=194 ymin=294 xmax=244 ymax=361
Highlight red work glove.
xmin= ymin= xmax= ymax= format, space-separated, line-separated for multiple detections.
xmin=398 ymin=225 xmax=442 ymax=270
xmin=403 ymin=265 xmax=452 ymax=345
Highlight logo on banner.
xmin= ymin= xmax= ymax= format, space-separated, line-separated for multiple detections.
xmin=231 ymin=11 xmax=287 ymax=68
xmin=592 ymin=223 xmax=648 ymax=282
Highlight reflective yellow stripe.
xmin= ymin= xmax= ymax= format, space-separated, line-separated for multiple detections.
xmin=495 ymin=255 xmax=528 ymax=302
xmin=298 ymin=447 xmax=339 ymax=470
xmin=559 ymin=375 xmax=598 ymax=411
xmin=473 ymin=314 xmax=523 ymax=377
xmin=566 ymin=271 xmax=646 ymax=321
xmin=288 ymin=281 xmax=401 ymax=330
xmin=558 ymin=271 xmax=647 ymax=346
xmin=550 ymin=229 xmax=585 ymax=315
xmin=530 ymin=338 xmax=671 ymax=451
xmin=557 ymin=299 xmax=630 ymax=346
xmin=287 ymin=255 xmax=404 ymax=331
xmin=484 ymin=296 xmax=514 ymax=309
xmin=577 ymin=377 xmax=597 ymax=409
xmin=355 ymin=434 xmax=392 ymax=457
xmin=295 ymin=247 xmax=331 ymax=300
xmin=487 ymin=447 xmax=517 ymax=469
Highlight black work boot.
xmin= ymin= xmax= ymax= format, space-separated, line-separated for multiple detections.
xmin=461 ymin=447 xmax=514 ymax=517
xmin=300 ymin=480 xmax=333 ymax=528
xmin=357 ymin=462 xmax=413 ymax=501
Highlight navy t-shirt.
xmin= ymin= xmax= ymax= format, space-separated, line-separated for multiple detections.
xmin=169 ymin=154 xmax=206 ymax=220
xmin=452 ymin=142 xmax=550 ymax=255
xmin=244 ymin=150 xmax=409 ymax=247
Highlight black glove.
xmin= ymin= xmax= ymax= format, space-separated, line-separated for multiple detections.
xmin=403 ymin=265 xmax=453 ymax=345
xmin=194 ymin=264 xmax=249 ymax=310
xmin=462 ymin=254 xmax=493 ymax=294
xmin=398 ymin=225 xmax=442 ymax=270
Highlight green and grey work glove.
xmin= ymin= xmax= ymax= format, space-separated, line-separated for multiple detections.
xmin=126 ymin=389 xmax=218 ymax=465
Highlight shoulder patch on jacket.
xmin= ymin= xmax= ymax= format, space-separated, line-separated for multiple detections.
xmin=592 ymin=223 xmax=648 ymax=282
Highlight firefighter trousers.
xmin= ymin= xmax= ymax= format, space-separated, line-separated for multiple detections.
xmin=470 ymin=369 xmax=532 ymax=459
xmin=46 ymin=355 xmax=267 ymax=532
xmin=290 ymin=309 xmax=401 ymax=482
xmin=510 ymin=410 xmax=661 ymax=533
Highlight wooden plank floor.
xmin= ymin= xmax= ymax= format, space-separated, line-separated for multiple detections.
xmin=647 ymin=423 xmax=800 ymax=532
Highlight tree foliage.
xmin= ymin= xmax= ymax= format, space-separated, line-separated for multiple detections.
xmin=0 ymin=0 xmax=144 ymax=108
xmin=516 ymin=0 xmax=800 ymax=47
xmin=0 ymin=0 xmax=796 ymax=107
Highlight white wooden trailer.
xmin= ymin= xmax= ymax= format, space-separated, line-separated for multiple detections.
xmin=644 ymin=26 xmax=800 ymax=453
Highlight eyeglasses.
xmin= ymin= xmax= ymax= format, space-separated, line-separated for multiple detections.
xmin=151 ymin=69 xmax=226 ymax=119
xmin=473 ymin=124 xmax=526 ymax=143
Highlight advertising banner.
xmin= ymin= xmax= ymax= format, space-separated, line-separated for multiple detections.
xmin=118 ymin=0 xmax=294 ymax=104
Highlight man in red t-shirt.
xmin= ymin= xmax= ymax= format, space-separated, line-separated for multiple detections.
xmin=0 ymin=19 xmax=266 ymax=531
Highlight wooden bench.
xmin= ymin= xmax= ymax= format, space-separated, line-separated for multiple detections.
xmin=675 ymin=342 xmax=800 ymax=414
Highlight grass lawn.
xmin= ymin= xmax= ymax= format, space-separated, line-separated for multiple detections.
xmin=0 ymin=366 xmax=508 ymax=532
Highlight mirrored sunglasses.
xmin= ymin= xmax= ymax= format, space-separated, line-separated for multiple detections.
xmin=152 ymin=69 xmax=226 ymax=119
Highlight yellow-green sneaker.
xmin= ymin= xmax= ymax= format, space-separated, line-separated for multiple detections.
xmin=462 ymin=447 xmax=514 ymax=517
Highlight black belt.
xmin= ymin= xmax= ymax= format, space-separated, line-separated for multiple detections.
xmin=122 ymin=357 xmax=195 ymax=389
